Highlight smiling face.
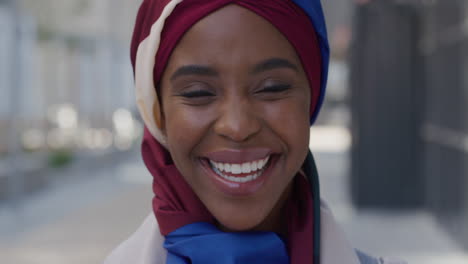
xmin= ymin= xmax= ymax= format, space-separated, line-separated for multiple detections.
xmin=159 ymin=5 xmax=311 ymax=233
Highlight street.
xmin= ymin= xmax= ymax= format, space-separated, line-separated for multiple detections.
xmin=0 ymin=150 xmax=153 ymax=264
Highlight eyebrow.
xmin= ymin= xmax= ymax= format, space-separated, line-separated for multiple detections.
xmin=170 ymin=65 xmax=218 ymax=81
xmin=251 ymin=58 xmax=299 ymax=74
xmin=170 ymin=57 xmax=298 ymax=81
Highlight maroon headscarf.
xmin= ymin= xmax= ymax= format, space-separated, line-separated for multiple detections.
xmin=130 ymin=0 xmax=322 ymax=263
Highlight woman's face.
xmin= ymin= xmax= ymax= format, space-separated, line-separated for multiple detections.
xmin=160 ymin=5 xmax=311 ymax=232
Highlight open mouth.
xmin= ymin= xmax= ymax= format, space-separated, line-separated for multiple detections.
xmin=207 ymin=155 xmax=271 ymax=183
xmin=199 ymin=148 xmax=278 ymax=196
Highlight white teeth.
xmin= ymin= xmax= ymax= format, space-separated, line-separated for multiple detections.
xmin=213 ymin=168 xmax=261 ymax=183
xmin=210 ymin=160 xmax=225 ymax=172
xmin=209 ymin=155 xmax=270 ymax=175
xmin=241 ymin=163 xmax=251 ymax=174
xmin=257 ymin=159 xmax=264 ymax=169
xmin=231 ymin=164 xmax=242 ymax=174
xmin=252 ymin=161 xmax=258 ymax=171
xmin=208 ymin=155 xmax=271 ymax=183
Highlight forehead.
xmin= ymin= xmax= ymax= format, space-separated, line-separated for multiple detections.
xmin=165 ymin=4 xmax=302 ymax=69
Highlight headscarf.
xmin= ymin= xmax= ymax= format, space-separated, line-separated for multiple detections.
xmin=130 ymin=0 xmax=329 ymax=263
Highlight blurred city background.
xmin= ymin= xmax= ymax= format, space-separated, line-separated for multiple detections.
xmin=0 ymin=0 xmax=467 ymax=263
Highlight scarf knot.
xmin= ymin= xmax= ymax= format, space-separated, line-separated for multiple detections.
xmin=164 ymin=222 xmax=290 ymax=264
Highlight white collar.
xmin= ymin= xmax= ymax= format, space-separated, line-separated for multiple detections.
xmin=319 ymin=200 xmax=360 ymax=264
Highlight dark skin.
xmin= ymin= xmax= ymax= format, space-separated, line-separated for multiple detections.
xmin=158 ymin=5 xmax=312 ymax=236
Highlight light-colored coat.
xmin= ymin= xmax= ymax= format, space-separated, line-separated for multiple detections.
xmin=104 ymin=200 xmax=406 ymax=264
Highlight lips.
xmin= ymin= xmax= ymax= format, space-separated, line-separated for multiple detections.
xmin=204 ymin=148 xmax=272 ymax=164
xmin=200 ymin=148 xmax=277 ymax=196
xmin=209 ymin=155 xmax=270 ymax=183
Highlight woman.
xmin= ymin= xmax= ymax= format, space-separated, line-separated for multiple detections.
xmin=105 ymin=0 xmax=404 ymax=263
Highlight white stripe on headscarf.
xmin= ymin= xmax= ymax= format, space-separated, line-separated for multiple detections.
xmin=135 ymin=0 xmax=183 ymax=147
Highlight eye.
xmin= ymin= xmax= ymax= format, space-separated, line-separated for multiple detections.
xmin=180 ymin=89 xmax=215 ymax=98
xmin=174 ymin=82 xmax=217 ymax=106
xmin=259 ymin=84 xmax=291 ymax=93
xmin=254 ymin=80 xmax=293 ymax=101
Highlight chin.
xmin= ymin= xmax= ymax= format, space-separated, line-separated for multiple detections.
xmin=214 ymin=211 xmax=268 ymax=232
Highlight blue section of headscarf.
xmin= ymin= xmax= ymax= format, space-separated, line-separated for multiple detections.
xmin=292 ymin=0 xmax=330 ymax=125
xmin=164 ymin=222 xmax=289 ymax=263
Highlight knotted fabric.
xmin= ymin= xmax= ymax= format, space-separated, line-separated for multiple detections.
xmin=164 ymin=223 xmax=290 ymax=263
xmin=130 ymin=0 xmax=330 ymax=263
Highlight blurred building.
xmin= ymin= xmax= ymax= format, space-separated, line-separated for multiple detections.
xmin=0 ymin=0 xmax=142 ymax=200
xmin=317 ymin=0 xmax=353 ymax=126
xmin=350 ymin=0 xmax=468 ymax=250
xmin=0 ymin=0 xmax=141 ymax=155
xmin=322 ymin=0 xmax=352 ymax=60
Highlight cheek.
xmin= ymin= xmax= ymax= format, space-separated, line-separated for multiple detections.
xmin=163 ymin=103 xmax=214 ymax=158
xmin=262 ymin=96 xmax=311 ymax=147
xmin=163 ymin=107 xmax=204 ymax=186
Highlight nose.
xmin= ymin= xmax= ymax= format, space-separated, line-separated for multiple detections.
xmin=214 ymin=97 xmax=261 ymax=142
